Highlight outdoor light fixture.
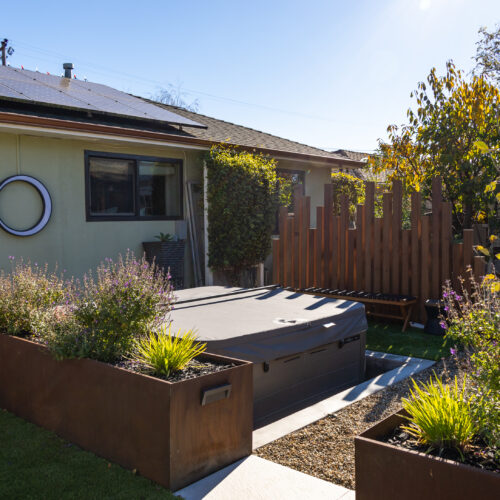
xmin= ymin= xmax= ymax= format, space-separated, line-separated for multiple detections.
xmin=0 ymin=175 xmax=52 ymax=236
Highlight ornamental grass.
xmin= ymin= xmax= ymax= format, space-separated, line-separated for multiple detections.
xmin=131 ymin=323 xmax=206 ymax=377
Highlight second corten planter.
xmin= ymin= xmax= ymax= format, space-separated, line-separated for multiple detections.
xmin=0 ymin=334 xmax=253 ymax=491
xmin=355 ymin=410 xmax=499 ymax=500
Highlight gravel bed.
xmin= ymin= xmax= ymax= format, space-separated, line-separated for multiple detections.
xmin=255 ymin=355 xmax=468 ymax=490
xmin=115 ymin=357 xmax=235 ymax=382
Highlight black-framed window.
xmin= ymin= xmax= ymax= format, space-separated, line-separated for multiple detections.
xmin=277 ymin=168 xmax=305 ymax=210
xmin=85 ymin=151 xmax=183 ymax=221
xmin=274 ymin=168 xmax=306 ymax=233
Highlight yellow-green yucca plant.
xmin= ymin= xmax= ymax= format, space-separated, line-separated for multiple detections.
xmin=401 ymin=375 xmax=477 ymax=459
xmin=132 ymin=324 xmax=206 ymax=377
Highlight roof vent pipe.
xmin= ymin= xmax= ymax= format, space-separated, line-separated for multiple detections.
xmin=63 ymin=63 xmax=74 ymax=79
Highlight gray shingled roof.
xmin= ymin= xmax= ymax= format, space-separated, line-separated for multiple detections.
xmin=149 ymin=101 xmax=351 ymax=161
xmin=332 ymin=149 xmax=370 ymax=162
xmin=0 ymin=65 xmax=362 ymax=163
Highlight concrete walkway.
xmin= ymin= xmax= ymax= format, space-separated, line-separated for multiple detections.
xmin=177 ymin=351 xmax=434 ymax=499
xmin=175 ymin=456 xmax=354 ymax=500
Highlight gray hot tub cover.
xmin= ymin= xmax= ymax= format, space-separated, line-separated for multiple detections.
xmin=170 ymin=287 xmax=367 ymax=363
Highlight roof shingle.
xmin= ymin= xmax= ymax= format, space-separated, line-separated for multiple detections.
xmin=0 ymin=65 xmax=364 ymax=165
xmin=149 ymin=101 xmax=352 ymax=161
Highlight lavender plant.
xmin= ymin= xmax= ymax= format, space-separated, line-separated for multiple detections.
xmin=441 ymin=270 xmax=499 ymax=455
xmin=0 ymin=257 xmax=74 ymax=337
xmin=65 ymin=251 xmax=174 ymax=362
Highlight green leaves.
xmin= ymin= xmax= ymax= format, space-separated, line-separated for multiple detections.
xmin=402 ymin=375 xmax=477 ymax=459
xmin=474 ymin=140 xmax=490 ymax=153
xmin=442 ymin=274 xmax=500 ymax=453
xmin=206 ymin=145 xmax=280 ymax=271
xmin=330 ymin=172 xmax=365 ymax=218
xmin=132 ymin=324 xmax=206 ymax=377
xmin=476 ymin=245 xmax=491 ymax=257
xmin=370 ymin=59 xmax=500 ymax=232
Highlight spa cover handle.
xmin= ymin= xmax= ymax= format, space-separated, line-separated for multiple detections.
xmin=201 ymin=383 xmax=232 ymax=406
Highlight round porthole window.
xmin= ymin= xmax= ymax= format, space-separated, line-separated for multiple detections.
xmin=0 ymin=175 xmax=52 ymax=237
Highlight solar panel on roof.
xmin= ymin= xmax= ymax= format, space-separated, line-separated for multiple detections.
xmin=0 ymin=66 xmax=206 ymax=129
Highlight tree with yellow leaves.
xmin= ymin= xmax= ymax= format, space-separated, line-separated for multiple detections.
xmin=370 ymin=61 xmax=499 ymax=234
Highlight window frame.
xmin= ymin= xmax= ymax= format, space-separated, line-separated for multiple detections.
xmin=84 ymin=150 xmax=184 ymax=222
xmin=277 ymin=168 xmax=306 ymax=195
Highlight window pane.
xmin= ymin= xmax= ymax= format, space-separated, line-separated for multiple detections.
xmin=89 ymin=157 xmax=135 ymax=216
xmin=139 ymin=161 xmax=181 ymax=217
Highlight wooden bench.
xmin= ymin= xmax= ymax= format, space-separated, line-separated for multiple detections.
xmin=286 ymin=287 xmax=417 ymax=332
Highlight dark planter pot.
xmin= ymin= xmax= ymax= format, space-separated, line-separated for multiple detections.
xmin=355 ymin=411 xmax=499 ymax=500
xmin=143 ymin=241 xmax=185 ymax=288
xmin=424 ymin=299 xmax=446 ymax=335
xmin=0 ymin=334 xmax=253 ymax=491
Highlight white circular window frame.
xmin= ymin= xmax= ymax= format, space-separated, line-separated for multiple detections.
xmin=0 ymin=175 xmax=52 ymax=236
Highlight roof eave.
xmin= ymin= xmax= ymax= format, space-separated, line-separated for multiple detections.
xmin=0 ymin=111 xmax=364 ymax=167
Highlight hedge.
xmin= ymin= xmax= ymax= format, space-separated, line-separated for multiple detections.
xmin=206 ymin=145 xmax=280 ymax=271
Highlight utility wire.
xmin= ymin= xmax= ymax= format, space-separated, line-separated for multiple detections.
xmin=8 ymin=38 xmax=379 ymax=127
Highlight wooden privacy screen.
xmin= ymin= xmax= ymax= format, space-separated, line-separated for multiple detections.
xmin=272 ymin=178 xmax=486 ymax=322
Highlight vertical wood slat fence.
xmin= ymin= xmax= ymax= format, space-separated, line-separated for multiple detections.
xmin=272 ymin=178 xmax=487 ymax=323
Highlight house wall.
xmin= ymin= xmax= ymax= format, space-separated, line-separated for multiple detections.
xmin=0 ymin=130 xmax=331 ymax=285
xmin=0 ymin=131 xmax=204 ymax=284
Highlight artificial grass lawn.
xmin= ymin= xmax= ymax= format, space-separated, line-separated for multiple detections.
xmin=0 ymin=409 xmax=179 ymax=500
xmin=366 ymin=320 xmax=453 ymax=360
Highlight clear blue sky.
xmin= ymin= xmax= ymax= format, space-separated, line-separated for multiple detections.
xmin=3 ymin=0 xmax=499 ymax=152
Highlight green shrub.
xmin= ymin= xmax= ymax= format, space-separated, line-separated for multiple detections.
xmin=402 ymin=375 xmax=477 ymax=458
xmin=131 ymin=324 xmax=206 ymax=377
xmin=206 ymin=145 xmax=280 ymax=271
xmin=330 ymin=172 xmax=365 ymax=219
xmin=0 ymin=258 xmax=74 ymax=337
xmin=442 ymin=272 xmax=500 ymax=453
xmin=44 ymin=252 xmax=174 ymax=362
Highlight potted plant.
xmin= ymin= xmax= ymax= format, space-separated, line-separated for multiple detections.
xmin=143 ymin=233 xmax=185 ymax=288
xmin=0 ymin=255 xmax=252 ymax=491
xmin=355 ymin=273 xmax=499 ymax=499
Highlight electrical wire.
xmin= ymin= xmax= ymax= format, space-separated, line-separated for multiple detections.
xmin=8 ymin=38 xmax=372 ymax=126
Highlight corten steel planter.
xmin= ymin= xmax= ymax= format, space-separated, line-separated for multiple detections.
xmin=355 ymin=410 xmax=499 ymax=500
xmin=0 ymin=334 xmax=253 ymax=491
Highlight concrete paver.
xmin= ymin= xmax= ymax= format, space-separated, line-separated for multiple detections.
xmin=175 ymin=455 xmax=353 ymax=500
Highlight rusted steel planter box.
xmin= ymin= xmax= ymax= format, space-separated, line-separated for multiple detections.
xmin=355 ymin=411 xmax=499 ymax=500
xmin=0 ymin=334 xmax=253 ymax=491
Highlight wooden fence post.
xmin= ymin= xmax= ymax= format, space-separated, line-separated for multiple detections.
xmin=356 ymin=204 xmax=364 ymax=290
xmin=324 ymin=185 xmax=333 ymax=288
xmin=315 ymin=207 xmax=324 ymax=287
xmin=392 ymin=180 xmax=402 ymax=294
xmin=431 ymin=178 xmax=442 ymax=298
xmin=382 ymin=193 xmax=392 ymax=292
xmin=364 ymin=183 xmax=375 ymax=292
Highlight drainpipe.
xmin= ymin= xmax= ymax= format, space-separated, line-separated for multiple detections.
xmin=203 ymin=160 xmax=214 ymax=286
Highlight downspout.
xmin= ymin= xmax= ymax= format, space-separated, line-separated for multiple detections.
xmin=203 ymin=160 xmax=214 ymax=285
xmin=16 ymin=135 xmax=21 ymax=174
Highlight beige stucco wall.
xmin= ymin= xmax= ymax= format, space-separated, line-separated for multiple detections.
xmin=0 ymin=129 xmax=331 ymax=283
xmin=0 ymin=131 xmax=204 ymax=283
